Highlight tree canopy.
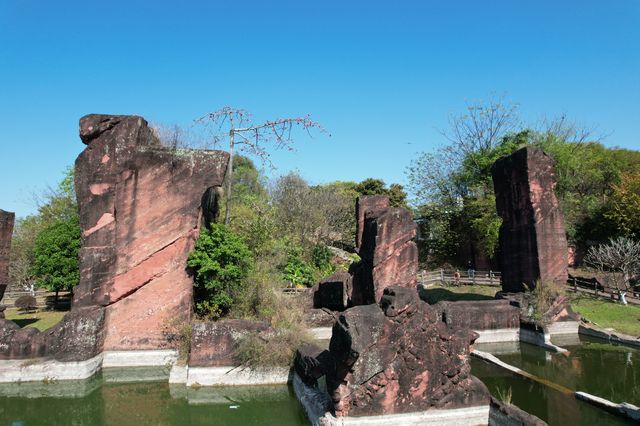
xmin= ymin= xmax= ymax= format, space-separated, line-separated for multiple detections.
xmin=407 ymin=98 xmax=640 ymax=268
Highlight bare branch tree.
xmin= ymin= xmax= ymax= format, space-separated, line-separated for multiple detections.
xmin=584 ymin=236 xmax=640 ymax=305
xmin=195 ymin=107 xmax=328 ymax=225
xmin=439 ymin=95 xmax=521 ymax=164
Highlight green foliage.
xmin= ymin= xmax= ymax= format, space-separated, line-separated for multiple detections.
xmin=407 ymin=100 xmax=640 ymax=266
xmin=355 ymin=178 xmax=408 ymax=207
xmin=526 ymin=281 xmax=560 ymax=323
xmin=464 ymin=194 xmax=502 ymax=258
xmin=234 ymin=279 xmax=312 ymax=367
xmin=11 ymin=167 xmax=79 ymax=293
xmin=281 ymin=246 xmax=315 ymax=288
xmin=311 ymin=244 xmax=335 ymax=277
xmin=187 ymin=224 xmax=254 ymax=318
xmin=606 ymin=171 xmax=640 ymax=238
xmin=31 ymin=215 xmax=80 ymax=293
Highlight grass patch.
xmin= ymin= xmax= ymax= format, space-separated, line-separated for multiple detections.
xmin=418 ymin=284 xmax=498 ymax=304
xmin=4 ymin=309 xmax=66 ymax=331
xmin=570 ymin=295 xmax=640 ymax=337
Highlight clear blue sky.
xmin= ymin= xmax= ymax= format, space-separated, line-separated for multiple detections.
xmin=1 ymin=0 xmax=638 ymax=218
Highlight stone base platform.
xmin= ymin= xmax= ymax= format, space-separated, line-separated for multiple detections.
xmin=292 ymin=373 xmax=490 ymax=426
xmin=0 ymin=349 xmax=292 ymax=387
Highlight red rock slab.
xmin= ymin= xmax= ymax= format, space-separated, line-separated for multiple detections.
xmin=103 ymin=265 xmax=193 ymax=350
xmin=0 ymin=210 xmax=15 ymax=301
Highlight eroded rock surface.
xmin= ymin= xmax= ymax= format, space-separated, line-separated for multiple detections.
xmin=355 ymin=195 xmax=389 ymax=250
xmin=435 ymin=300 xmax=520 ymax=331
xmin=351 ymin=205 xmax=418 ymax=305
xmin=313 ymin=197 xmax=418 ymax=309
xmin=189 ymin=320 xmax=270 ymax=367
xmin=492 ymin=147 xmax=568 ymax=292
xmin=0 ymin=114 xmax=229 ymax=359
xmin=325 ymin=286 xmax=489 ymax=417
xmin=0 ymin=307 xmax=105 ymax=361
xmin=313 ymin=272 xmax=352 ymax=311
xmin=0 ymin=210 xmax=15 ymax=303
xmin=74 ymin=114 xmax=228 ymax=350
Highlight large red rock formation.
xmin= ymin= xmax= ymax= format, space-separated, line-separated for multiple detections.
xmin=0 ymin=209 xmax=14 ymax=303
xmin=313 ymin=196 xmax=418 ymax=309
xmin=74 ymin=114 xmax=228 ymax=350
xmin=326 ymin=286 xmax=489 ymax=417
xmin=0 ymin=114 xmax=228 ymax=360
xmin=492 ymin=147 xmax=568 ymax=292
xmin=351 ymin=203 xmax=418 ymax=305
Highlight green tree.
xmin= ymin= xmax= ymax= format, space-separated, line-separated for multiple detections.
xmin=607 ymin=171 xmax=640 ymax=238
xmin=31 ymin=215 xmax=81 ymax=300
xmin=187 ymin=224 xmax=254 ymax=318
xmin=13 ymin=167 xmax=79 ymax=299
xmin=405 ymin=97 xmax=635 ymax=266
xmin=354 ymin=178 xmax=408 ymax=207
xmin=281 ymin=246 xmax=315 ymax=288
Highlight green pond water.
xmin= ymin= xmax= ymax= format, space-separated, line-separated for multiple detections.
xmin=0 ymin=336 xmax=637 ymax=425
xmin=471 ymin=357 xmax=634 ymax=426
xmin=0 ymin=369 xmax=309 ymax=426
xmin=496 ymin=335 xmax=640 ymax=406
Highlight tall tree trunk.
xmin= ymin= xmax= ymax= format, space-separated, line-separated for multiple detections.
xmin=225 ymin=114 xmax=235 ymax=226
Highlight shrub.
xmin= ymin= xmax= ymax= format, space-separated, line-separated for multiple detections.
xmin=311 ymin=244 xmax=335 ymax=277
xmin=234 ymin=288 xmax=312 ymax=367
xmin=187 ymin=224 xmax=253 ymax=319
xmin=281 ymin=246 xmax=315 ymax=288
xmin=32 ymin=216 xmax=80 ymax=294
xmin=526 ymin=281 xmax=562 ymax=323
xmin=15 ymin=295 xmax=37 ymax=313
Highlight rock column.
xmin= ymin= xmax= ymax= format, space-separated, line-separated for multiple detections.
xmin=0 ymin=210 xmax=15 ymax=308
xmin=492 ymin=147 xmax=568 ymax=292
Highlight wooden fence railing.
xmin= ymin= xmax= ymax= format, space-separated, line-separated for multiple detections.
xmin=566 ymin=275 xmax=640 ymax=305
xmin=418 ymin=269 xmax=502 ymax=287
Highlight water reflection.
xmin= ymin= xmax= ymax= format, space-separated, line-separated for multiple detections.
xmin=0 ymin=373 xmax=309 ymax=426
xmin=494 ymin=335 xmax=640 ymax=406
xmin=471 ymin=358 xmax=633 ymax=426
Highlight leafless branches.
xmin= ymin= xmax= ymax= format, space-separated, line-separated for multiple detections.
xmin=195 ymin=107 xmax=328 ymax=169
xmin=440 ymin=95 xmax=521 ymax=163
xmin=195 ymin=107 xmax=328 ymax=224
xmin=585 ymin=236 xmax=640 ymax=303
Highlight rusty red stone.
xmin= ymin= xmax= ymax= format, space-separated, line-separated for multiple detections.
xmin=325 ymin=286 xmax=489 ymax=417
xmin=314 ymin=197 xmax=418 ymax=310
xmin=0 ymin=114 xmax=229 ymax=359
xmin=0 ymin=209 xmax=14 ymax=303
xmin=492 ymin=147 xmax=568 ymax=292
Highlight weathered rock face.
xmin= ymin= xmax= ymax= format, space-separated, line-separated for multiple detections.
xmin=326 ymin=286 xmax=489 ymax=417
xmin=435 ymin=300 xmax=520 ymax=331
xmin=0 ymin=307 xmax=105 ymax=361
xmin=355 ymin=195 xmax=389 ymax=250
xmin=189 ymin=320 xmax=270 ymax=367
xmin=313 ymin=272 xmax=352 ymax=311
xmin=0 ymin=114 xmax=228 ymax=360
xmin=313 ymin=196 xmax=418 ymax=310
xmin=351 ymin=205 xmax=418 ymax=305
xmin=0 ymin=209 xmax=15 ymax=302
xmin=73 ymin=114 xmax=228 ymax=350
xmin=492 ymin=147 xmax=568 ymax=292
